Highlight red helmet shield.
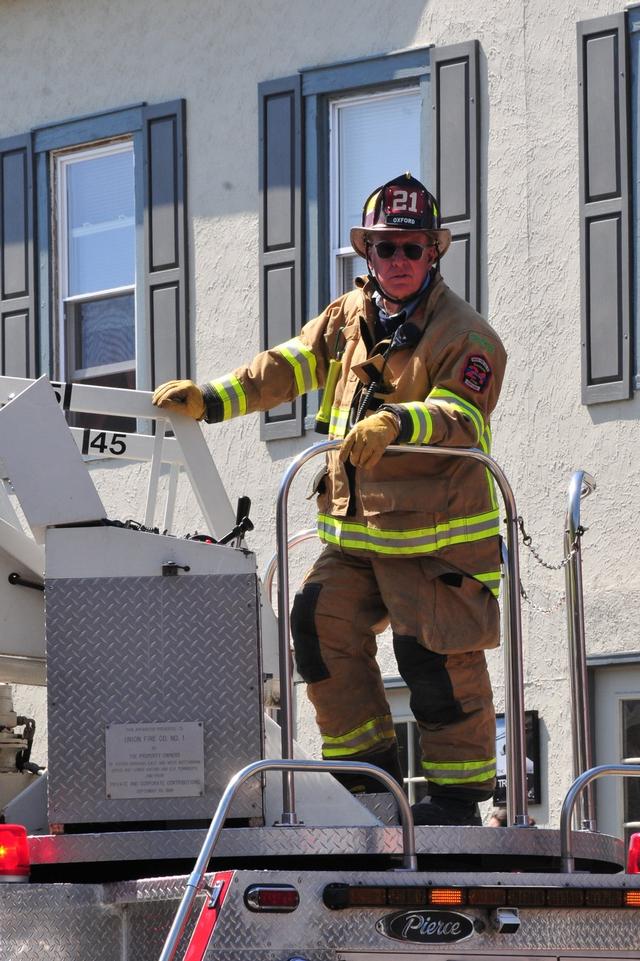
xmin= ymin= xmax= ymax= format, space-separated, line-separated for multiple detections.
xmin=382 ymin=183 xmax=427 ymax=227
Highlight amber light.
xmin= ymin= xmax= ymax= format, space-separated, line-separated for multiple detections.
xmin=0 ymin=825 xmax=29 ymax=880
xmin=546 ymin=889 xmax=584 ymax=908
xmin=624 ymin=890 xmax=640 ymax=907
xmin=387 ymin=887 xmax=428 ymax=907
xmin=430 ymin=888 xmax=464 ymax=905
xmin=468 ymin=887 xmax=507 ymax=907
xmin=349 ymin=887 xmax=387 ymax=907
xmin=584 ymin=889 xmax=623 ymax=908
xmin=507 ymin=888 xmax=546 ymax=907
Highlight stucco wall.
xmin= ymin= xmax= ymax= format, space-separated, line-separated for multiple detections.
xmin=0 ymin=0 xmax=638 ymax=827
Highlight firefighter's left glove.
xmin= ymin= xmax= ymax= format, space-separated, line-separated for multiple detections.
xmin=339 ymin=410 xmax=400 ymax=469
xmin=152 ymin=379 xmax=206 ymax=420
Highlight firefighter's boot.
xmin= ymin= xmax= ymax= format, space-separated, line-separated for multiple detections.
xmin=411 ymin=795 xmax=481 ymax=826
xmin=332 ymin=743 xmax=403 ymax=795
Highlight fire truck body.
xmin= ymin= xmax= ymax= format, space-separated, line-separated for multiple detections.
xmin=0 ymin=375 xmax=638 ymax=961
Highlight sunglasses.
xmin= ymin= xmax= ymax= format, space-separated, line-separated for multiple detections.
xmin=370 ymin=241 xmax=434 ymax=261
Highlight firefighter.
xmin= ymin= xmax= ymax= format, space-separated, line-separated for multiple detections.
xmin=153 ymin=173 xmax=507 ymax=826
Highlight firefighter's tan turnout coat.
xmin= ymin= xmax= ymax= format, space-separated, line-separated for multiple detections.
xmin=202 ymin=274 xmax=507 ymax=798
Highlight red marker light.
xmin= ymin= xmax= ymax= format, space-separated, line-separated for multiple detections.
xmin=244 ymin=884 xmax=299 ymax=912
xmin=627 ymin=833 xmax=640 ymax=874
xmin=0 ymin=825 xmax=29 ymax=881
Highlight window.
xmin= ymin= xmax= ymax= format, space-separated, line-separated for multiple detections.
xmin=0 ymin=100 xmax=189 ymax=432
xmin=592 ymin=661 xmax=640 ymax=842
xmin=56 ymin=141 xmax=136 ymax=393
xmin=258 ymin=41 xmax=481 ymax=440
xmin=329 ymin=90 xmax=421 ymax=298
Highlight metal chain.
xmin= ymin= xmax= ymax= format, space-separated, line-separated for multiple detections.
xmin=518 ymin=581 xmax=566 ymax=615
xmin=517 ymin=516 xmax=586 ymax=571
xmin=516 ymin=516 xmax=587 ymax=615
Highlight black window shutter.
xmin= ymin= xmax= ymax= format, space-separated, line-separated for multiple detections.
xmin=258 ymin=75 xmax=304 ymax=440
xmin=431 ymin=41 xmax=481 ymax=310
xmin=0 ymin=134 xmax=37 ymax=377
xmin=577 ymin=14 xmax=631 ymax=403
xmin=142 ymin=100 xmax=190 ymax=389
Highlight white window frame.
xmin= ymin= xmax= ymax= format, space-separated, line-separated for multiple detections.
xmin=328 ymin=87 xmax=421 ymax=302
xmin=55 ymin=138 xmax=136 ymax=384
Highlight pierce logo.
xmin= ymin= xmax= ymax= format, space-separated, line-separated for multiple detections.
xmin=376 ymin=909 xmax=475 ymax=944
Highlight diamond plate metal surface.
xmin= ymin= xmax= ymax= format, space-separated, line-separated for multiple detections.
xmin=1 ymin=869 xmax=639 ymax=960
xmin=357 ymin=792 xmax=398 ymax=824
xmin=28 ymin=822 xmax=626 ymax=868
xmin=47 ymin=573 xmax=263 ymax=824
xmin=204 ymin=869 xmax=640 ymax=958
xmin=126 ymin=896 xmax=198 ymax=961
xmin=0 ymin=883 xmax=121 ymax=961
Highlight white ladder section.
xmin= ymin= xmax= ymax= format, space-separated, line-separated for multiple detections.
xmin=0 ymin=375 xmax=278 ymax=685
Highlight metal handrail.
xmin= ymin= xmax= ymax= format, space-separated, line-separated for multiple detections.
xmin=275 ymin=440 xmax=530 ymax=827
xmin=564 ymin=471 xmax=596 ymax=831
xmin=263 ymin=527 xmax=318 ymax=606
xmin=158 ymin=757 xmax=416 ymax=961
xmin=560 ymin=764 xmax=640 ymax=872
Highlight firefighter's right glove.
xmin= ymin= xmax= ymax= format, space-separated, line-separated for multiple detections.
xmin=339 ymin=410 xmax=400 ymax=469
xmin=152 ymin=379 xmax=206 ymax=420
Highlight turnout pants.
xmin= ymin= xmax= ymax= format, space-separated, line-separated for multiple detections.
xmin=291 ymin=546 xmax=498 ymax=800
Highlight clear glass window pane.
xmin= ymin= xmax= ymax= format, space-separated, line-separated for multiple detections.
xmin=76 ymin=293 xmax=135 ymax=370
xmin=339 ymin=253 xmax=367 ymax=293
xmin=336 ymin=92 xmax=421 ymax=250
xmin=66 ymin=148 xmax=135 ymax=296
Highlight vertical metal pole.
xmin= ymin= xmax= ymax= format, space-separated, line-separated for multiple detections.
xmin=500 ymin=539 xmax=514 ymax=813
xmin=275 ymin=450 xmax=324 ymax=824
xmin=564 ymin=470 xmax=596 ymax=830
xmin=492 ymin=466 xmax=529 ymax=826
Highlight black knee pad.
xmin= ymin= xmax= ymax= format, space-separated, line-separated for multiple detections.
xmin=393 ymin=633 xmax=463 ymax=728
xmin=291 ymin=583 xmax=330 ymax=683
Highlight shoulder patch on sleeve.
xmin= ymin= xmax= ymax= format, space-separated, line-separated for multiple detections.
xmin=462 ymin=354 xmax=492 ymax=393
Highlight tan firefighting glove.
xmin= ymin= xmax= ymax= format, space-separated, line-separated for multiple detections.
xmin=339 ymin=410 xmax=400 ymax=469
xmin=152 ymin=379 xmax=206 ymax=420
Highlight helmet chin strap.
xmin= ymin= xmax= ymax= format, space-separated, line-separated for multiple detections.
xmin=366 ymin=247 xmax=440 ymax=310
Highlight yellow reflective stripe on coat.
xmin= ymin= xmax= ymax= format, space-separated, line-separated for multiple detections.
xmin=317 ymin=509 xmax=500 ymax=556
xmin=421 ymin=756 xmax=496 ymax=785
xmin=208 ymin=373 xmax=247 ymax=420
xmin=322 ymin=714 xmax=395 ymax=758
xmin=275 ymin=337 xmax=319 ymax=394
xmin=477 ymin=422 xmax=499 ymax=511
xmin=328 ymin=405 xmax=349 ymax=439
xmin=428 ymin=387 xmax=485 ymax=445
xmin=474 ymin=570 xmax=502 ymax=598
xmin=401 ymin=401 xmax=433 ymax=444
